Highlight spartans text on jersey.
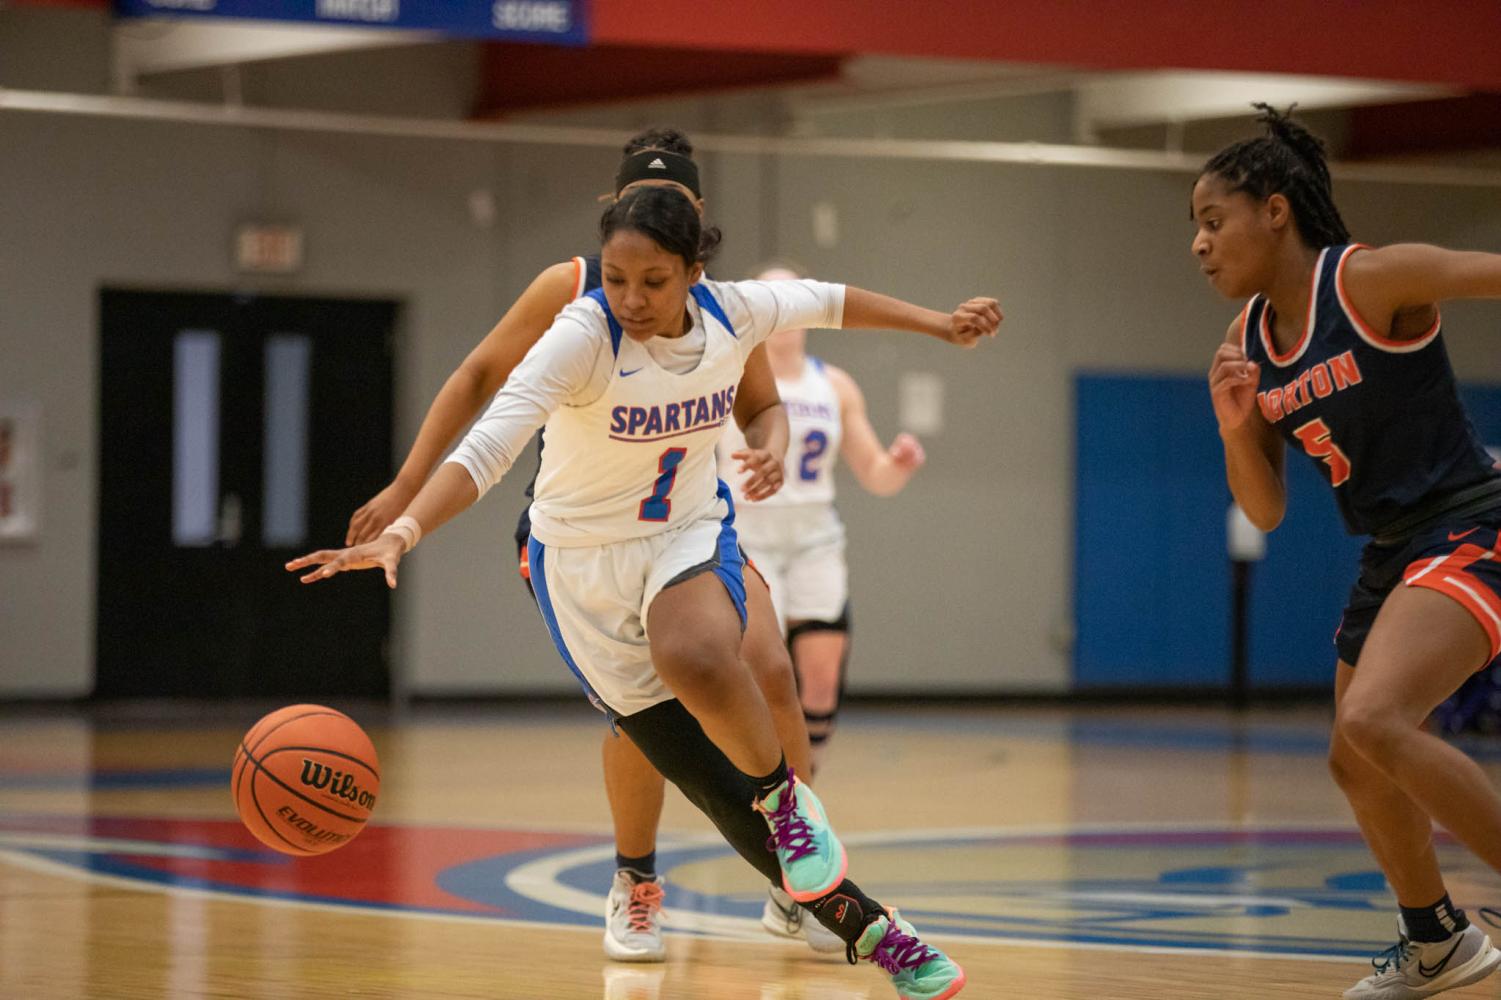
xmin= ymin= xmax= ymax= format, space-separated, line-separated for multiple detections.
xmin=609 ymin=386 xmax=738 ymax=442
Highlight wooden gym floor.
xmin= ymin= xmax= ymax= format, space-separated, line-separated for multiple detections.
xmin=3 ymin=701 xmax=1501 ymax=999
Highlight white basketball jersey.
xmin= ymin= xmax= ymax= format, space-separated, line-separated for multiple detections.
xmin=720 ymin=356 xmax=842 ymax=507
xmin=447 ymin=276 xmax=845 ymax=547
xmin=529 ymin=285 xmax=746 ymax=547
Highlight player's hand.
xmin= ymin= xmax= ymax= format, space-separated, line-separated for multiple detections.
xmin=888 ymin=433 xmax=926 ymax=472
xmin=733 ymin=448 xmax=784 ymax=502
xmin=945 ymin=297 xmax=1002 ymax=348
xmin=1208 ymin=342 xmax=1261 ymax=433
xmin=287 ymin=534 xmax=406 ymax=589
xmin=346 ymin=480 xmax=418 ymax=546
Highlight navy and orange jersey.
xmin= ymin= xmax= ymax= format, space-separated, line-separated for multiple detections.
xmin=515 ymin=254 xmax=602 ymax=556
xmin=1241 ymin=243 xmax=1499 ymax=537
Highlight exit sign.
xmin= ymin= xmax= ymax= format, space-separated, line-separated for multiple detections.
xmin=235 ymin=224 xmax=304 ymax=274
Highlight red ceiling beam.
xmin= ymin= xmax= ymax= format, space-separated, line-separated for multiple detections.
xmin=21 ymin=0 xmax=1501 ymax=94
xmin=590 ymin=0 xmax=1501 ymax=92
xmin=1346 ymin=94 xmax=1501 ymax=159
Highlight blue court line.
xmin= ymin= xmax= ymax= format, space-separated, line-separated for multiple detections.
xmin=532 ymin=832 xmax=1409 ymax=960
xmin=0 ymin=823 xmax=1440 ymax=960
xmin=0 ymin=767 xmax=228 ymax=791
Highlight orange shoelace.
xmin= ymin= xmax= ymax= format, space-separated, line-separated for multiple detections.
xmin=626 ymin=879 xmax=665 ymax=933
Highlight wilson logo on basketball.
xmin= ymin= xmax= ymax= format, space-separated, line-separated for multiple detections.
xmin=299 ymin=759 xmax=377 ymax=810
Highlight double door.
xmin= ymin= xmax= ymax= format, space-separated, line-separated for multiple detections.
xmin=97 ymin=289 xmax=397 ymax=698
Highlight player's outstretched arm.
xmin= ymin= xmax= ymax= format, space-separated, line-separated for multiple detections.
xmin=841 ymin=288 xmax=1001 ymax=347
xmin=1210 ymin=317 xmax=1286 ymax=531
xmin=829 ymin=365 xmax=924 ymax=497
xmin=731 ymin=345 xmax=789 ymax=502
xmin=290 ymin=463 xmax=480 ymax=590
xmin=345 ymin=261 xmax=578 ymax=544
xmin=302 ymin=310 xmax=600 ymax=588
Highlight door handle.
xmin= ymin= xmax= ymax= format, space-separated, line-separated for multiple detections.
xmin=217 ymin=492 xmax=243 ymax=547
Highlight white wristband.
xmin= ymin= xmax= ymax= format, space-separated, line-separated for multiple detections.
xmin=382 ymin=515 xmax=422 ymax=553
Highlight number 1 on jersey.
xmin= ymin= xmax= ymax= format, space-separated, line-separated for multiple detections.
xmin=1292 ymin=418 xmax=1352 ymax=486
xmin=639 ymin=447 xmax=688 ymax=522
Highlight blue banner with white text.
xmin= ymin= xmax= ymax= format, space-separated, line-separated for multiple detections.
xmin=115 ymin=0 xmax=588 ymax=46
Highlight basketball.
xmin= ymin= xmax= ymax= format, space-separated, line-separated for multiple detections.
xmin=231 ymin=704 xmax=381 ymax=856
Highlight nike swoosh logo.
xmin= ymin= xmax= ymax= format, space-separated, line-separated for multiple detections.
xmin=1449 ymin=528 xmax=1480 ymax=541
xmin=619 ymin=368 xmax=643 ymax=377
xmin=1418 ymin=938 xmax=1464 ymax=978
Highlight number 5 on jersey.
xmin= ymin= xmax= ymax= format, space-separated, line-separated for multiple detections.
xmin=1293 ymin=418 xmax=1352 ymax=487
xmin=639 ymin=447 xmax=688 ymax=522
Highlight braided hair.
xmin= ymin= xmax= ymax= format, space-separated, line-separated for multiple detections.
xmin=1200 ymin=104 xmax=1350 ymax=249
xmin=623 ymin=127 xmax=693 ymax=158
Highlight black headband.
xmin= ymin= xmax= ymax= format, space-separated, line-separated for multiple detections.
xmin=614 ymin=149 xmax=701 ymax=198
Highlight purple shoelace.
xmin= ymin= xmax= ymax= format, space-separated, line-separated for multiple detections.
xmin=863 ymin=917 xmax=939 ymax=976
xmin=761 ymin=771 xmax=817 ymax=863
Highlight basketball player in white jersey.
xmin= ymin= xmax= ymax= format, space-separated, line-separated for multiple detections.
xmin=718 ymin=263 xmax=926 ymax=948
xmin=722 ymin=262 xmax=926 ymax=769
xmin=343 ymin=130 xmax=816 ymax=962
xmin=291 ymin=185 xmax=997 ymax=999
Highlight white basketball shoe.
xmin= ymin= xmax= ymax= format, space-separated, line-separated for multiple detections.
xmin=1345 ymin=917 xmax=1501 ymax=999
xmin=762 ymin=885 xmax=847 ymax=955
xmin=603 ymin=870 xmax=666 ymax=963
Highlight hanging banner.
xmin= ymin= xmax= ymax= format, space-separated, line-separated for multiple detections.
xmin=0 ymin=402 xmax=40 ymax=543
xmin=114 ymin=0 xmax=588 ymax=46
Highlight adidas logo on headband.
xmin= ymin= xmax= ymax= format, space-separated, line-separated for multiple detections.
xmin=614 ymin=148 xmax=702 ymax=198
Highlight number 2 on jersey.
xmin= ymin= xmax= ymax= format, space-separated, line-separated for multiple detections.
xmin=799 ymin=430 xmax=829 ymax=482
xmin=1292 ymin=418 xmax=1351 ymax=487
xmin=638 ymin=447 xmax=688 ymax=522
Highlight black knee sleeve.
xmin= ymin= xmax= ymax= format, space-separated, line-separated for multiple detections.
xmin=785 ymin=604 xmax=851 ymax=644
xmin=615 ymin=699 xmax=781 ymax=885
xmin=805 ymin=709 xmax=837 ymax=746
xmin=789 ymin=604 xmax=851 ymax=744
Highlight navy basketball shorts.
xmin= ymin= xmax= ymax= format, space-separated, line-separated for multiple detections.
xmin=1337 ymin=508 xmax=1501 ymax=668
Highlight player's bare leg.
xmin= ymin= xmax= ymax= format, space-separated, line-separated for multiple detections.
xmin=1336 ymin=587 xmax=1501 ymax=998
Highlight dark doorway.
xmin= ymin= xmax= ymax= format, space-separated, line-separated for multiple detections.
xmin=97 ymin=289 xmax=397 ymax=699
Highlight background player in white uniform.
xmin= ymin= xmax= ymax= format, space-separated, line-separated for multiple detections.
xmin=290 ymin=185 xmax=999 ymax=999
xmin=720 ymin=263 xmax=927 ymax=780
